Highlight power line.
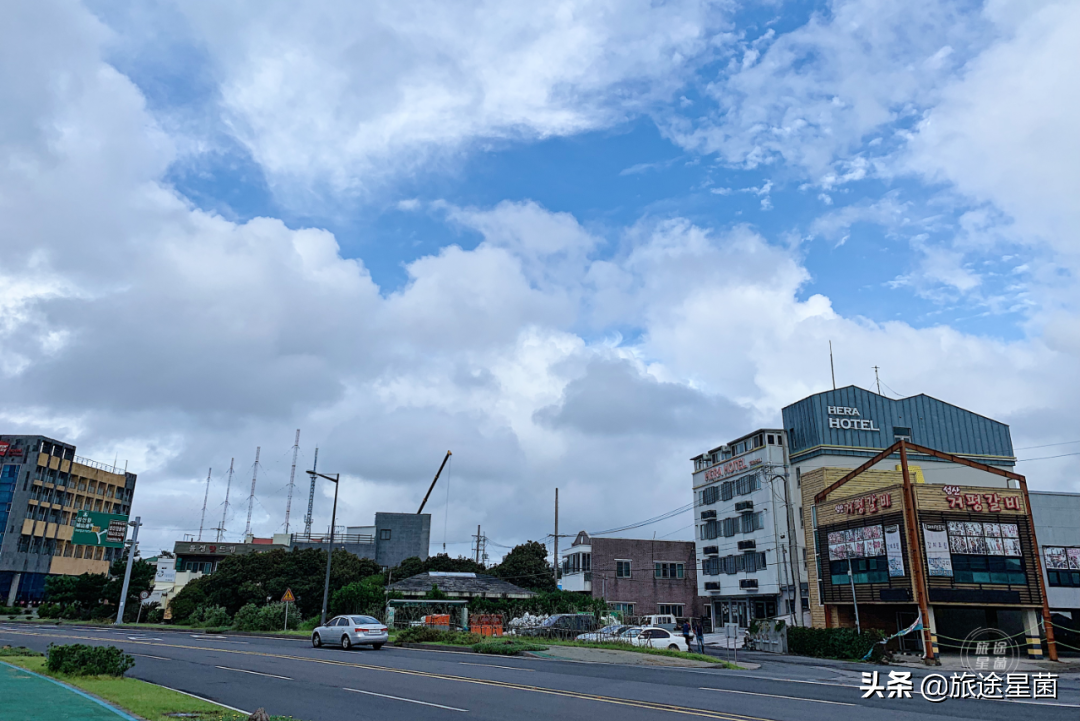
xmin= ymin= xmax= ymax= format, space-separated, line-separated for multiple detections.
xmin=1015 ymin=440 xmax=1080 ymax=451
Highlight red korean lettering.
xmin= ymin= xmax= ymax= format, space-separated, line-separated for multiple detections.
xmin=983 ymin=493 xmax=1001 ymax=512
xmin=947 ymin=495 xmax=965 ymax=509
xmin=963 ymin=493 xmax=983 ymax=512
xmin=1003 ymin=495 xmax=1020 ymax=511
xmin=866 ymin=495 xmax=878 ymax=513
xmin=879 ymin=493 xmax=892 ymax=509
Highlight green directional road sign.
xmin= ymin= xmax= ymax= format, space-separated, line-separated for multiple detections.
xmin=71 ymin=510 xmax=129 ymax=548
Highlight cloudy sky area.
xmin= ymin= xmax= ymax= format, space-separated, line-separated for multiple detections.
xmin=2 ymin=0 xmax=1077 ymax=560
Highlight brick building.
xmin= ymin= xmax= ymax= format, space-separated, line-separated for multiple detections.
xmin=560 ymin=531 xmax=702 ymax=621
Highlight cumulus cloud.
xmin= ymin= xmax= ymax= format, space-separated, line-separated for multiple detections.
xmin=1 ymin=0 xmax=1077 ymax=560
xmin=158 ymin=0 xmax=729 ymax=198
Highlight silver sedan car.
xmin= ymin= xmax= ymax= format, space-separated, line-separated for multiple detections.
xmin=312 ymin=615 xmax=388 ymax=650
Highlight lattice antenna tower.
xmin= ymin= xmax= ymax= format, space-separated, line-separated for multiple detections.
xmin=197 ymin=468 xmax=211 ymax=541
xmin=303 ymin=447 xmax=318 ymax=536
xmin=244 ymin=447 xmax=261 ymax=539
xmin=283 ymin=429 xmax=300 ymax=533
xmin=215 ymin=458 xmax=234 ymax=542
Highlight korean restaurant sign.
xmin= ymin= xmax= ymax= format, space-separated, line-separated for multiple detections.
xmin=835 ymin=491 xmax=894 ymax=516
xmin=941 ymin=485 xmax=1022 ymax=512
xmin=827 ymin=406 xmax=880 ymax=431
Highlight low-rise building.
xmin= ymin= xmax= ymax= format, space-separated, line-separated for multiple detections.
xmin=1029 ymin=490 xmax=1080 ymax=646
xmin=0 ymin=435 xmax=137 ymax=604
xmin=560 ymin=531 xmax=701 ymax=622
xmin=289 ymin=512 xmax=430 ymax=567
xmin=388 ymin=571 xmax=535 ymax=600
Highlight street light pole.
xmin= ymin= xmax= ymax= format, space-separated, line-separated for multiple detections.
xmin=307 ymin=470 xmax=340 ymax=626
xmin=115 ymin=516 xmax=142 ymax=625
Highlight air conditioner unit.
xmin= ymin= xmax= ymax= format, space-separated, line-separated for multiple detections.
xmin=734 ymin=500 xmax=754 ymax=512
xmin=704 ymin=582 xmax=720 ymax=590
xmin=700 ymin=510 xmax=717 ymax=520
xmin=739 ymin=579 xmax=759 ymax=590
xmin=737 ymin=540 xmax=756 ymax=551
xmin=703 ymin=546 xmax=719 ymax=556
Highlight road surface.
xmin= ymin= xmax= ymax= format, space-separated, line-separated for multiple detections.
xmin=1 ymin=624 xmax=1075 ymax=721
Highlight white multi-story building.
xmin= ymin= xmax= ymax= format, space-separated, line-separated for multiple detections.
xmin=692 ymin=429 xmax=805 ymax=628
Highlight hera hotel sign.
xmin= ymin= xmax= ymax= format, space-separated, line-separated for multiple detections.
xmin=828 ymin=406 xmax=880 ymax=432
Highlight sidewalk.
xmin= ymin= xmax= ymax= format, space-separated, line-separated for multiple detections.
xmin=0 ymin=661 xmax=138 ymax=721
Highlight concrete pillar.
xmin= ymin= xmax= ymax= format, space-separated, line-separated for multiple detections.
xmin=6 ymin=573 xmax=20 ymax=606
xmin=1023 ymin=609 xmax=1044 ymax=660
xmin=925 ymin=606 xmax=940 ymax=658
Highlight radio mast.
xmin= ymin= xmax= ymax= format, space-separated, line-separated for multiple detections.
xmin=284 ymin=430 xmax=300 ymax=534
xmin=244 ymin=447 xmax=261 ymax=538
xmin=215 ymin=458 xmax=234 ymax=542
xmin=303 ymin=447 xmax=318 ymax=536
xmin=197 ymin=468 xmax=211 ymax=541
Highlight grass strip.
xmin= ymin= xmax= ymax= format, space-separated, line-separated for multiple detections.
xmin=3 ymin=656 xmax=302 ymax=721
xmin=531 ymin=638 xmax=738 ymax=667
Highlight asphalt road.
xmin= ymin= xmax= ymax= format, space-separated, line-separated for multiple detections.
xmin=1 ymin=624 xmax=1076 ymax=721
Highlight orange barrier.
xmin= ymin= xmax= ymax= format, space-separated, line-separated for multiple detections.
xmin=469 ymin=614 xmax=504 ymax=637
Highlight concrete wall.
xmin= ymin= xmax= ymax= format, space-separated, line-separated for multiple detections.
xmin=1029 ymin=490 xmax=1080 ymax=611
xmin=375 ymin=512 xmax=430 ymax=567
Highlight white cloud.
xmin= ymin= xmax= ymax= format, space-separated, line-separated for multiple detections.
xmin=2 ymin=0 xmax=1077 ymax=561
xmin=163 ymin=0 xmax=728 ymax=198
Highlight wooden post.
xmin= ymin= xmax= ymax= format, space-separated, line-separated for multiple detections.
xmin=899 ymin=442 xmax=935 ymax=664
xmin=1018 ymin=477 xmax=1058 ymax=661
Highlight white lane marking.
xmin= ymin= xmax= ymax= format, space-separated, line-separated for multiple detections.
xmin=724 ymin=673 xmax=847 ymax=688
xmin=215 ymin=665 xmax=291 ymax=680
xmin=699 ymin=687 xmax=857 ymax=706
xmin=130 ymin=653 xmax=170 ymax=660
xmin=459 ymin=662 xmax=533 ymax=672
xmin=344 ymin=687 xmax=468 ymax=712
xmin=190 ymin=635 xmax=247 ymax=643
xmin=1002 ymin=699 xmax=1080 ymax=708
xmin=127 ymin=636 xmax=163 ymax=641
xmin=149 ymin=682 xmax=250 ymax=716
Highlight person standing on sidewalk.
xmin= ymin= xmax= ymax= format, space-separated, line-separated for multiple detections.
xmin=693 ymin=618 xmax=705 ymax=654
xmin=681 ymin=620 xmax=693 ymax=650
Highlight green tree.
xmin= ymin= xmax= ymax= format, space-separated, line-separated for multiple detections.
xmin=424 ymin=583 xmax=448 ymax=600
xmin=331 ymin=574 xmax=394 ymax=617
xmin=491 ymin=541 xmax=556 ymax=592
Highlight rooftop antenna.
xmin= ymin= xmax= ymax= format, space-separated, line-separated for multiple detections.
xmin=284 ymin=429 xmax=300 ymax=534
xmin=215 ymin=458 xmax=234 ymax=542
xmin=829 ymin=341 xmax=837 ymax=390
xmin=303 ymin=447 xmax=318 ymax=536
xmin=873 ymin=366 xmax=882 ymax=395
xmin=197 ymin=468 xmax=211 ymax=541
xmin=244 ymin=447 xmax=261 ymax=539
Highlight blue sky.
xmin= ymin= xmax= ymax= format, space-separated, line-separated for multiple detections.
xmin=2 ymin=0 xmax=1076 ymax=555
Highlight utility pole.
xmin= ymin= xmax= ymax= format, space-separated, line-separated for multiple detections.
xmin=114 ymin=517 xmax=142 ymax=625
xmin=474 ymin=525 xmax=481 ymax=564
xmin=829 ymin=341 xmax=836 ymax=390
xmin=306 ymin=469 xmax=340 ymax=626
xmin=284 ymin=429 xmax=300 ymax=534
xmin=554 ymin=488 xmax=559 ymax=586
xmin=303 ymin=447 xmax=318 ymax=536
xmin=244 ymin=447 xmax=261 ymax=539
xmin=197 ymin=468 xmax=211 ymax=541
xmin=873 ymin=366 xmax=882 ymax=395
xmin=216 ymin=458 xmax=234 ymax=542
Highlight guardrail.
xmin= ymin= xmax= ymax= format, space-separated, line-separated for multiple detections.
xmin=74 ymin=456 xmax=124 ymax=475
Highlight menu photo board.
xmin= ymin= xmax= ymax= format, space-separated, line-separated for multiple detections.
xmin=946 ymin=521 xmax=1021 ymax=557
xmin=71 ymin=510 xmax=129 ymax=548
xmin=1044 ymin=546 xmax=1080 ymax=570
xmin=827 ymin=524 xmax=885 ymax=561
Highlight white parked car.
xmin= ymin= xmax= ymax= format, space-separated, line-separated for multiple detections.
xmin=575 ymin=624 xmax=631 ymax=642
xmin=312 ymin=615 xmax=388 ymax=650
xmin=629 ymin=626 xmax=689 ymax=652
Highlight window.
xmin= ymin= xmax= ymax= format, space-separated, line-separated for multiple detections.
xmin=704 ymin=520 xmax=718 ymax=540
xmin=757 ymin=552 xmax=767 ymax=570
xmin=1048 ymin=570 xmax=1080 ymax=587
xmin=703 ymin=486 xmax=719 ymax=505
xmin=722 ymin=555 xmax=737 ymax=574
xmin=722 ymin=517 xmax=736 ymax=537
xmin=951 ymin=555 xmax=1025 ymax=585
xmin=654 ymin=562 xmax=684 ymax=579
xmin=658 ymin=604 xmax=684 ymax=617
xmin=610 ymin=602 xmax=635 ymax=615
xmin=616 ymin=560 xmax=631 ymax=578
xmin=379 ymin=529 xmax=392 ymax=541
xmin=721 ymin=482 xmax=734 ymax=501
xmin=830 ymin=557 xmax=889 ymax=585
xmin=702 ymin=557 xmax=720 ymax=576
xmin=735 ymin=474 xmax=760 ymax=495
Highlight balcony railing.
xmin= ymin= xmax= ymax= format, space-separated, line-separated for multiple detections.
xmin=291 ymin=532 xmax=375 ymax=545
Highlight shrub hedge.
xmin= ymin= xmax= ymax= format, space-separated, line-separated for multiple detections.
xmin=473 ymin=639 xmax=547 ymax=655
xmin=786 ymin=627 xmax=886 ymax=661
xmin=46 ymin=644 xmax=134 ymax=676
xmin=394 ymin=627 xmax=482 ymax=646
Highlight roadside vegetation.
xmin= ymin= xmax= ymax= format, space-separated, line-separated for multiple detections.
xmin=1 ymin=645 xmax=302 ymax=721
